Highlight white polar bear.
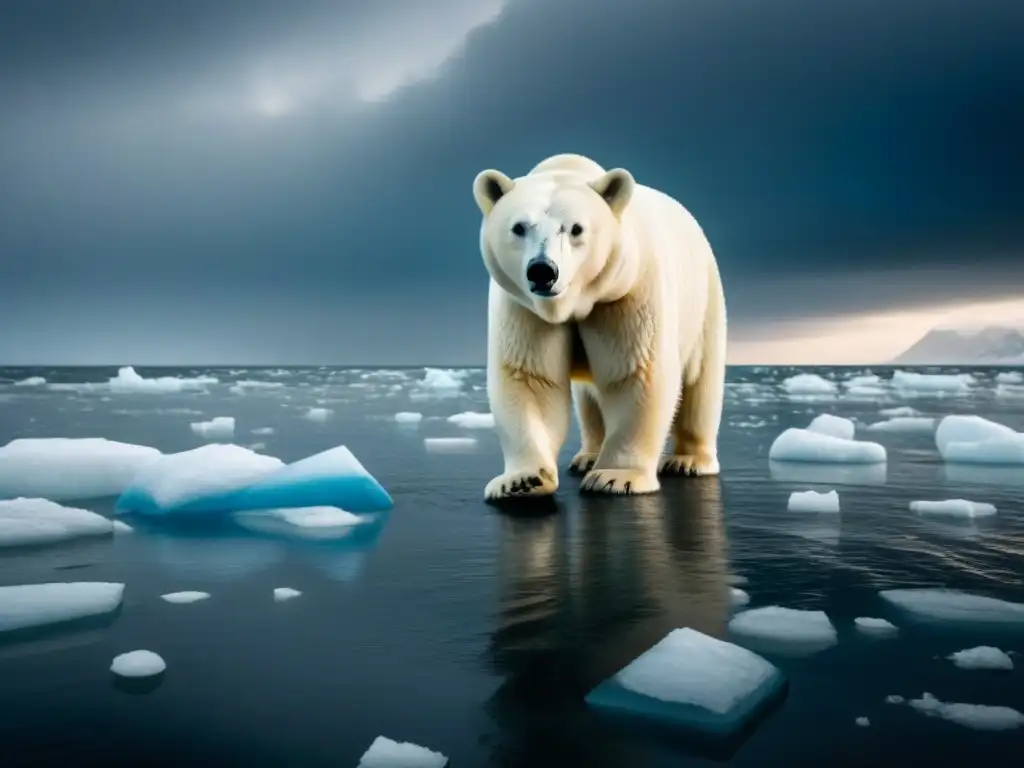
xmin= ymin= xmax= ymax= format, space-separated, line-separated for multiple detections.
xmin=472 ymin=153 xmax=727 ymax=502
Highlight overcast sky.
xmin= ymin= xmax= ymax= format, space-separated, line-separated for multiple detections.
xmin=1 ymin=0 xmax=1021 ymax=365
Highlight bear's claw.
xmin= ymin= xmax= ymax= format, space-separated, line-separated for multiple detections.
xmin=485 ymin=467 xmax=557 ymax=502
xmin=658 ymin=453 xmax=720 ymax=477
xmin=568 ymin=451 xmax=598 ymax=475
xmin=580 ymin=468 xmax=659 ymax=495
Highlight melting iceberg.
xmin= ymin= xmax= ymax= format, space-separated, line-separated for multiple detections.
xmin=116 ymin=444 xmax=392 ymax=517
xmin=585 ymin=627 xmax=786 ymax=740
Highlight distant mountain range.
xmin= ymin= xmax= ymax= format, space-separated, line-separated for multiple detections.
xmin=892 ymin=326 xmax=1024 ymax=365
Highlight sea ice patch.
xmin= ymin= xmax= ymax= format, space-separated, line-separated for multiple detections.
xmin=855 ymin=716 xmax=870 ymax=727
xmin=0 ymin=438 xmax=161 ymax=501
xmin=160 ymin=591 xmax=210 ymax=604
xmin=910 ymin=499 xmax=997 ymax=518
xmin=234 ymin=506 xmax=370 ymax=540
xmin=446 ymin=411 xmax=495 ymax=429
xmin=947 ymin=646 xmax=1013 ymax=671
xmin=782 ymin=373 xmax=837 ymax=397
xmin=787 ymin=490 xmax=840 ymax=513
xmin=769 ymin=429 xmax=886 ymax=464
xmin=854 ymin=617 xmax=898 ymax=637
xmin=190 ymin=416 xmax=236 ymax=440
xmin=906 ymin=692 xmax=1024 ymax=731
xmin=935 ymin=415 xmax=1024 ymax=465
xmin=0 ymin=582 xmax=125 ymax=633
xmin=891 ymin=371 xmax=975 ymax=394
xmin=807 ymin=414 xmax=855 ymax=440
xmin=273 ymin=587 xmax=302 ymax=602
xmin=879 ymin=589 xmax=1024 ymax=627
xmin=357 ymin=736 xmax=449 ymax=768
xmin=585 ymin=627 xmax=786 ymax=739
xmin=728 ymin=606 xmax=838 ymax=656
xmin=303 ymin=407 xmax=333 ymax=422
xmin=0 ymin=498 xmax=115 ymax=548
xmin=394 ymin=412 xmax=423 ymax=424
xmin=111 ymin=649 xmax=166 ymax=678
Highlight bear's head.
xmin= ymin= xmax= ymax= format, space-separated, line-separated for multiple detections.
xmin=472 ymin=165 xmax=636 ymax=324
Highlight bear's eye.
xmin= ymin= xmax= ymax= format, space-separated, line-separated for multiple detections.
xmin=511 ymin=222 xmax=527 ymax=237
xmin=570 ymin=223 xmax=584 ymax=237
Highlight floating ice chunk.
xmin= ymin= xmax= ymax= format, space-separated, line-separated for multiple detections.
xmin=866 ymin=417 xmax=936 ymax=433
xmin=420 ymin=368 xmax=464 ymax=391
xmin=769 ymin=429 xmax=886 ymax=464
xmin=233 ymin=506 xmax=370 ymax=541
xmin=854 ymin=617 xmax=898 ymax=637
xmin=907 ymin=692 xmax=1024 ymax=731
xmin=110 ymin=650 xmax=166 ymax=678
xmin=303 ymin=407 xmax=333 ymax=422
xmin=855 ymin=717 xmax=870 ymax=727
xmin=0 ymin=498 xmax=114 ymax=548
xmin=108 ymin=366 xmax=217 ymax=394
xmin=112 ymin=520 xmax=133 ymax=534
xmin=910 ymin=499 xmax=997 ymax=518
xmin=943 ymin=436 xmax=1024 ymax=465
xmin=885 ymin=695 xmax=905 ymax=705
xmin=394 ymin=412 xmax=423 ymax=424
xmin=251 ymin=427 xmax=275 ymax=435
xmin=13 ymin=376 xmax=46 ymax=387
xmin=424 ymin=437 xmax=477 ymax=452
xmin=0 ymin=582 xmax=125 ymax=633
xmin=845 ymin=374 xmax=882 ymax=388
xmin=447 ymin=411 xmax=495 ymax=429
xmin=936 ymin=415 xmax=1016 ymax=454
xmin=844 ymin=385 xmax=888 ymax=399
xmin=948 ymin=646 xmax=1013 ymax=671
xmin=229 ymin=380 xmax=285 ymax=395
xmin=996 ymin=383 xmax=1024 ymax=398
xmin=0 ymin=438 xmax=161 ymax=501
xmin=880 ymin=406 xmax=921 ymax=418
xmin=190 ymin=416 xmax=235 ymax=440
xmin=787 ymin=490 xmax=840 ymax=513
xmin=261 ymin=506 xmax=362 ymax=527
xmin=892 ymin=370 xmax=975 ymax=394
xmin=782 ymin=374 xmax=836 ymax=396
xmin=357 ymin=736 xmax=449 ymax=768
xmin=935 ymin=415 xmax=1024 ymax=465
xmin=996 ymin=371 xmax=1024 ymax=384
xmin=585 ymin=627 xmax=785 ymax=739
xmin=160 ymin=591 xmax=210 ymax=604
xmin=728 ymin=606 xmax=838 ymax=656
xmin=807 ymin=414 xmax=855 ymax=440
xmin=273 ymin=587 xmax=301 ymax=602
xmin=731 ymin=588 xmax=750 ymax=607
xmin=879 ymin=589 xmax=1024 ymax=627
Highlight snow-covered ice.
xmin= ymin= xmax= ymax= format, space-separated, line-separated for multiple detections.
xmin=782 ymin=373 xmax=836 ymax=396
xmin=190 ymin=416 xmax=236 ymax=440
xmin=111 ymin=650 xmax=166 ymax=678
xmin=947 ymin=646 xmax=1014 ymax=671
xmin=787 ymin=490 xmax=840 ymax=513
xmin=0 ymin=582 xmax=125 ymax=633
xmin=865 ymin=417 xmax=936 ymax=433
xmin=907 ymin=692 xmax=1024 ymax=731
xmin=0 ymin=498 xmax=115 ymax=548
xmin=910 ymin=499 xmax=997 ymax=518
xmin=116 ymin=444 xmax=392 ymax=516
xmin=807 ymin=414 xmax=855 ymax=440
xmin=879 ymin=589 xmax=1024 ymax=627
xmin=769 ymin=429 xmax=886 ymax=464
xmin=160 ymin=591 xmax=210 ymax=604
xmin=891 ymin=370 xmax=975 ymax=394
xmin=728 ymin=606 xmax=838 ymax=656
xmin=447 ymin=411 xmax=495 ymax=429
xmin=935 ymin=415 xmax=1024 ymax=465
xmin=394 ymin=412 xmax=423 ymax=424
xmin=585 ymin=627 xmax=785 ymax=739
xmin=273 ymin=587 xmax=302 ymax=602
xmin=0 ymin=438 xmax=161 ymax=501
xmin=424 ymin=437 xmax=477 ymax=452
xmin=357 ymin=736 xmax=449 ymax=768
xmin=303 ymin=407 xmax=333 ymax=422
xmin=854 ymin=617 xmax=898 ymax=637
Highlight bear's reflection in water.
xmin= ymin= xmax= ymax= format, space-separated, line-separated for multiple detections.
xmin=485 ymin=478 xmax=730 ymax=767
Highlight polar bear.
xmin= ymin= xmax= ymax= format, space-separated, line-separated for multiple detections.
xmin=472 ymin=153 xmax=727 ymax=502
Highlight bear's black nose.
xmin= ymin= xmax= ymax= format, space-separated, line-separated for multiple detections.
xmin=526 ymin=257 xmax=559 ymax=295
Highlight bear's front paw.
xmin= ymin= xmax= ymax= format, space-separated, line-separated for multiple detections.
xmin=580 ymin=468 xmax=659 ymax=495
xmin=485 ymin=467 xmax=557 ymax=502
xmin=568 ymin=451 xmax=598 ymax=475
xmin=658 ymin=452 xmax=720 ymax=477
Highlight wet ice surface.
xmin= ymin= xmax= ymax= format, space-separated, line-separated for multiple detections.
xmin=0 ymin=365 xmax=1022 ymax=766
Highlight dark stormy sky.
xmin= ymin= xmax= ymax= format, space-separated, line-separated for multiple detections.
xmin=1 ymin=0 xmax=1022 ymax=365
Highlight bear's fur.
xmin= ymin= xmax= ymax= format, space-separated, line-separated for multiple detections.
xmin=472 ymin=153 xmax=727 ymax=501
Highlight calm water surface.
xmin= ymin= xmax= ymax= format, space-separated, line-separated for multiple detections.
xmin=0 ymin=365 xmax=1022 ymax=766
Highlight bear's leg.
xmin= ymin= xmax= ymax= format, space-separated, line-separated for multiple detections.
xmin=580 ymin=359 xmax=682 ymax=495
xmin=568 ymin=382 xmax=604 ymax=475
xmin=485 ymin=367 xmax=572 ymax=502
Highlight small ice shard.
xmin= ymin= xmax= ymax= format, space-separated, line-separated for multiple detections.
xmin=947 ymin=646 xmax=1014 ymax=671
xmin=14 ymin=376 xmax=46 ymax=387
xmin=0 ymin=498 xmax=114 ymax=548
xmin=728 ymin=606 xmax=838 ymax=656
xmin=854 ymin=617 xmax=898 ymax=637
xmin=782 ymin=374 xmax=836 ymax=396
xmin=907 ymin=692 xmax=1024 ymax=731
xmin=446 ymin=411 xmax=495 ymax=429
xmin=935 ymin=415 xmax=1024 ymax=465
xmin=394 ymin=412 xmax=423 ymax=424
xmin=891 ymin=371 xmax=975 ymax=394
xmin=303 ymin=407 xmax=333 ymax=422
xmin=357 ymin=736 xmax=449 ymax=767
xmin=885 ymin=695 xmax=905 ymax=705
xmin=909 ymin=499 xmax=997 ymax=518
xmin=160 ymin=591 xmax=210 ymax=604
xmin=855 ymin=716 xmax=870 ymax=727
xmin=787 ymin=490 xmax=840 ymax=513
xmin=110 ymin=650 xmax=166 ymax=678
xmin=0 ymin=438 xmax=161 ymax=501
xmin=0 ymin=582 xmax=125 ymax=633
xmin=273 ymin=587 xmax=301 ymax=602
xmin=879 ymin=589 xmax=1024 ymax=627
xmin=190 ymin=416 xmax=236 ymax=440
xmin=807 ymin=414 xmax=855 ymax=440
xmin=731 ymin=588 xmax=751 ymax=607
xmin=585 ymin=627 xmax=786 ymax=739
xmin=234 ymin=506 xmax=368 ymax=540
xmin=769 ymin=429 xmax=886 ymax=464
xmin=424 ymin=437 xmax=477 ymax=452
xmin=865 ymin=417 xmax=936 ymax=433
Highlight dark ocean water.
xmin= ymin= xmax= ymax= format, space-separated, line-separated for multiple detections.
xmin=0 ymin=364 xmax=1022 ymax=767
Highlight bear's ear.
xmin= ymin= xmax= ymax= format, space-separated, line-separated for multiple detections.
xmin=473 ymin=169 xmax=515 ymax=216
xmin=589 ymin=168 xmax=635 ymax=217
